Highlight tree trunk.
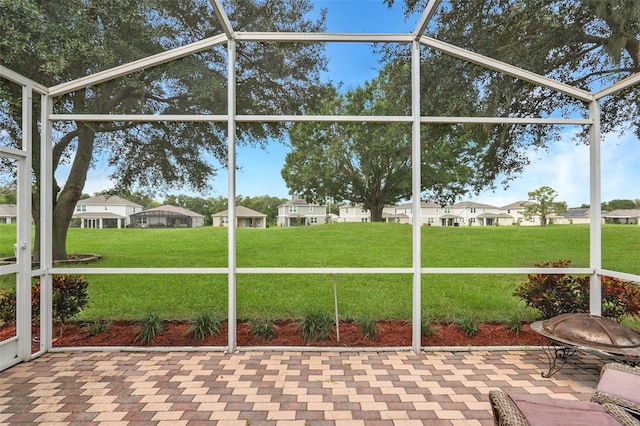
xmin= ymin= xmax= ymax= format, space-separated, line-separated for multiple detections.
xmin=50 ymin=125 xmax=95 ymax=260
xmin=369 ymin=202 xmax=386 ymax=222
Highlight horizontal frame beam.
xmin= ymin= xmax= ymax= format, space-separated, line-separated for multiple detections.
xmin=50 ymin=266 xmax=594 ymax=275
xmin=235 ymin=32 xmax=413 ymax=43
xmin=49 ymin=113 xmax=590 ymax=125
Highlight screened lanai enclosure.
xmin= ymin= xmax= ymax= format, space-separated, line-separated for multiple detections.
xmin=1 ymin=0 xmax=640 ymax=369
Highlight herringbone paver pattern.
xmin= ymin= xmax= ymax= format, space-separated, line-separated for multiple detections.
xmin=0 ymin=350 xmax=604 ymax=425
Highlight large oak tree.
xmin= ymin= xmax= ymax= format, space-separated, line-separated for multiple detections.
xmin=0 ymin=0 xmax=327 ymax=259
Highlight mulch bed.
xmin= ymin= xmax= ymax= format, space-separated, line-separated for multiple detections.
xmin=0 ymin=319 xmax=544 ymax=350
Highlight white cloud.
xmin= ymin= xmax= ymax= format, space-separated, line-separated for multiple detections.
xmin=477 ymin=129 xmax=640 ymax=207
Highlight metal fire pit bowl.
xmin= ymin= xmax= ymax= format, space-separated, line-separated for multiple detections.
xmin=530 ymin=313 xmax=640 ymax=377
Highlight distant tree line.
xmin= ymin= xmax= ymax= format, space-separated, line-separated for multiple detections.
xmin=580 ymin=199 xmax=640 ymax=211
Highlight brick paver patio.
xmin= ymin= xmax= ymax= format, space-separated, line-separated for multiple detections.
xmin=0 ymin=349 xmax=605 ymax=425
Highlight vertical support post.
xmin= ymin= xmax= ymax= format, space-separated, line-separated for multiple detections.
xmin=411 ymin=40 xmax=422 ymax=352
xmin=589 ymin=100 xmax=602 ymax=316
xmin=16 ymin=85 xmax=33 ymax=360
xmin=227 ymin=39 xmax=237 ymax=352
xmin=40 ymin=94 xmax=54 ymax=352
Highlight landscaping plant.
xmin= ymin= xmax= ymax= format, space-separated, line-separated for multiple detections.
xmin=135 ymin=312 xmax=164 ymax=344
xmin=421 ymin=317 xmax=437 ymax=338
xmin=185 ymin=311 xmax=221 ymax=343
xmin=82 ymin=319 xmax=110 ymax=336
xmin=513 ymin=260 xmax=640 ymax=322
xmin=0 ymin=275 xmax=89 ymax=336
xmin=299 ymin=310 xmax=333 ymax=343
xmin=359 ymin=317 xmax=377 ymax=340
xmin=250 ymin=319 xmax=277 ymax=340
xmin=458 ymin=315 xmax=479 ymax=337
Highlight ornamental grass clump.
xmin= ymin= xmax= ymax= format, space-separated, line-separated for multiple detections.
xmin=250 ymin=319 xmax=277 ymax=340
xmin=359 ymin=317 xmax=377 ymax=340
xmin=299 ymin=310 xmax=333 ymax=343
xmin=135 ymin=312 xmax=164 ymax=345
xmin=458 ymin=315 xmax=478 ymax=337
xmin=514 ymin=260 xmax=640 ymax=322
xmin=186 ymin=311 xmax=221 ymax=343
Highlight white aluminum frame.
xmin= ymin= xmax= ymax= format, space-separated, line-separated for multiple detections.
xmin=1 ymin=1 xmax=638 ymax=358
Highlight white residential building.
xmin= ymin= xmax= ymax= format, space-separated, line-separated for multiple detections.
xmin=383 ymin=201 xmax=443 ymax=225
xmin=549 ymin=208 xmax=592 ymax=225
xmin=211 ymin=205 xmax=267 ymax=228
xmin=338 ymin=204 xmax=370 ymax=223
xmin=277 ymin=198 xmax=327 ymax=227
xmin=500 ymin=201 xmax=541 ymax=226
xmin=73 ymin=195 xmax=142 ymax=229
xmin=448 ymin=201 xmax=504 ymax=226
xmin=0 ymin=204 xmax=17 ymax=225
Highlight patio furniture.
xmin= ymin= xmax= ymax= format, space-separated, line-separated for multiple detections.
xmin=489 ymin=390 xmax=639 ymax=426
xmin=489 ymin=362 xmax=640 ymax=426
xmin=530 ymin=313 xmax=640 ymax=377
xmin=592 ymin=363 xmax=640 ymax=418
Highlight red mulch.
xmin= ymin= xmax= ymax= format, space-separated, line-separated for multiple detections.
xmin=0 ymin=319 xmax=544 ymax=351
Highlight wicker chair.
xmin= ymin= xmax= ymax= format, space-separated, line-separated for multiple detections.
xmin=489 ymin=363 xmax=640 ymax=425
xmin=591 ymin=363 xmax=640 ymax=417
xmin=488 ymin=389 xmax=639 ymax=426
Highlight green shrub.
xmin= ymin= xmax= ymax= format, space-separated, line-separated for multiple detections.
xmin=186 ymin=311 xmax=221 ymax=343
xmin=49 ymin=275 xmax=90 ymax=327
xmin=513 ymin=260 xmax=640 ymax=322
xmin=0 ymin=288 xmax=17 ymax=323
xmin=359 ymin=317 xmax=377 ymax=340
xmin=0 ymin=275 xmax=89 ymax=334
xmin=250 ymin=319 xmax=276 ymax=340
xmin=458 ymin=315 xmax=478 ymax=337
xmin=135 ymin=312 xmax=164 ymax=344
xmin=299 ymin=310 xmax=333 ymax=343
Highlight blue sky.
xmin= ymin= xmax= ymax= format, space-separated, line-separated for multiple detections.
xmin=77 ymin=0 xmax=640 ymax=208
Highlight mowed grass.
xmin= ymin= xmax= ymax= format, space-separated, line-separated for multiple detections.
xmin=1 ymin=223 xmax=638 ymax=323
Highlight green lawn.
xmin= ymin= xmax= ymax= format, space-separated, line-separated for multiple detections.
xmin=1 ymin=223 xmax=638 ymax=323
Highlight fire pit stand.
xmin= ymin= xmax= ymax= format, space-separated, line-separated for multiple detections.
xmin=530 ymin=314 xmax=640 ymax=378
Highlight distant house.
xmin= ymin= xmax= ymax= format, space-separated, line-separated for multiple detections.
xmin=603 ymin=209 xmax=640 ymax=225
xmin=277 ymin=198 xmax=326 ymax=227
xmin=212 ymin=206 xmax=267 ymax=228
xmin=72 ymin=195 xmax=142 ymax=229
xmin=338 ymin=204 xmax=370 ymax=223
xmin=550 ymin=208 xmax=592 ymax=225
xmin=130 ymin=205 xmax=205 ymax=228
xmin=383 ymin=201 xmax=441 ymax=225
xmin=0 ymin=204 xmax=17 ymax=225
xmin=450 ymin=201 xmax=503 ymax=226
xmin=499 ymin=201 xmax=539 ymax=226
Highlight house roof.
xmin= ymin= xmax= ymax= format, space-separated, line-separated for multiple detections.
xmin=554 ymin=208 xmax=590 ymax=218
xmin=396 ymin=201 xmax=441 ymax=208
xmin=72 ymin=212 xmax=125 ymax=219
xmin=76 ymin=194 xmax=143 ymax=208
xmin=477 ymin=212 xmax=514 ymax=219
xmin=603 ymin=209 xmax=640 ymax=218
xmin=0 ymin=204 xmax=17 ymax=217
xmin=132 ymin=205 xmax=204 ymax=218
xmin=212 ymin=205 xmax=267 ymax=218
xmin=452 ymin=201 xmax=498 ymax=209
xmin=500 ymin=201 xmax=532 ymax=209
xmin=280 ymin=198 xmax=314 ymax=207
